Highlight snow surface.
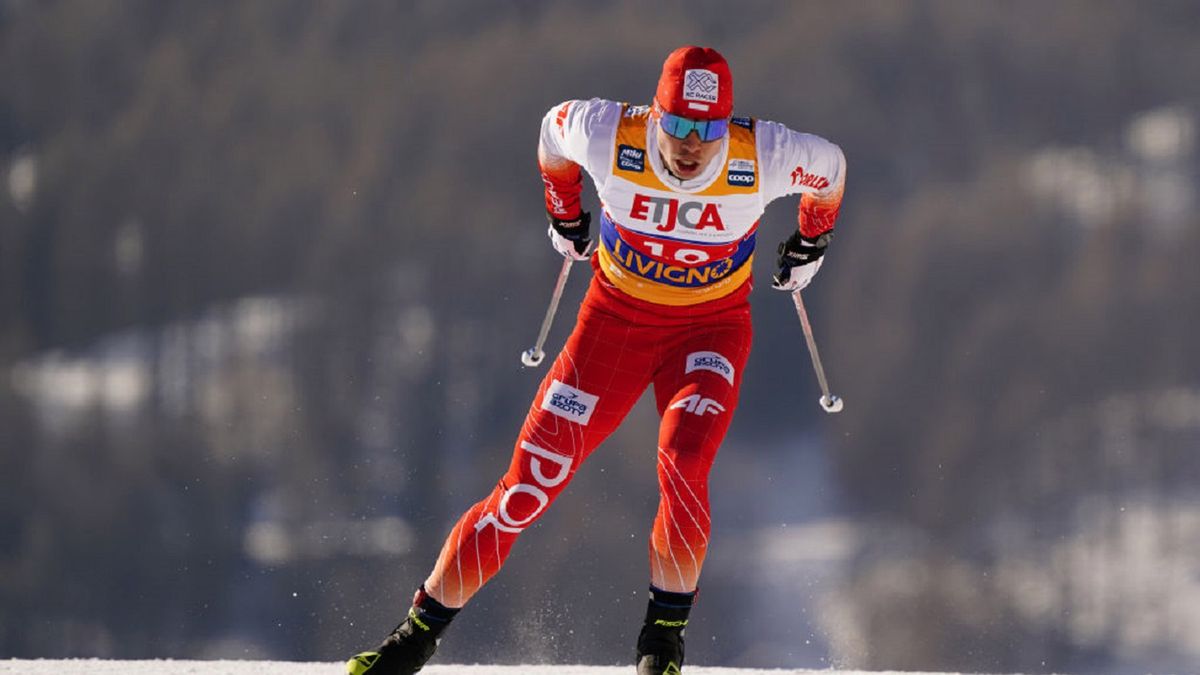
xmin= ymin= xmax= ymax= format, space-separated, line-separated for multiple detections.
xmin=0 ymin=662 xmax=975 ymax=675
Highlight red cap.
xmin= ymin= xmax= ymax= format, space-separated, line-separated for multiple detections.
xmin=655 ymin=46 xmax=733 ymax=120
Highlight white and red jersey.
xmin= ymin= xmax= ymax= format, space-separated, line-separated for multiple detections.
xmin=538 ymin=98 xmax=845 ymax=306
xmin=422 ymin=97 xmax=847 ymax=609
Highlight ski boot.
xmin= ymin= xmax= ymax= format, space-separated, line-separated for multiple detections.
xmin=347 ymin=588 xmax=459 ymax=675
xmin=635 ymin=586 xmax=695 ymax=675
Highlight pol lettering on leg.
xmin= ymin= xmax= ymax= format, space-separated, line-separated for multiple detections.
xmin=475 ymin=441 xmax=573 ymax=534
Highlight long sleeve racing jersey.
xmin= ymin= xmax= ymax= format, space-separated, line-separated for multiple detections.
xmin=538 ymin=98 xmax=845 ymax=307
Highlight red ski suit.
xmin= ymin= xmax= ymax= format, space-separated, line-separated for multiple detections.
xmin=424 ymin=99 xmax=845 ymax=606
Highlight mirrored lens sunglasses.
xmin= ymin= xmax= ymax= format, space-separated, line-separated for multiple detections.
xmin=656 ymin=108 xmax=729 ymax=142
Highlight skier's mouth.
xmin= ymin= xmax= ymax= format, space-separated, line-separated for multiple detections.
xmin=675 ymin=159 xmax=700 ymax=175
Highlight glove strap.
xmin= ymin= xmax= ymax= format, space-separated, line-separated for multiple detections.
xmin=778 ymin=230 xmax=833 ymax=268
xmin=548 ymin=211 xmax=591 ymax=242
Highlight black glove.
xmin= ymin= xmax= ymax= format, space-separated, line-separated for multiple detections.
xmin=772 ymin=230 xmax=833 ymax=290
xmin=547 ymin=211 xmax=593 ymax=260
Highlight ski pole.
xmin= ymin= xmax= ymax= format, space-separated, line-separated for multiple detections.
xmin=791 ymin=289 xmax=844 ymax=413
xmin=521 ymin=257 xmax=574 ymax=367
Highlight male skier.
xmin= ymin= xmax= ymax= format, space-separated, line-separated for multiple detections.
xmin=348 ymin=45 xmax=845 ymax=675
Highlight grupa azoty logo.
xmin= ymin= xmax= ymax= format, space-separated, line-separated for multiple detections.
xmin=685 ymin=351 xmax=734 ymax=385
xmin=541 ymin=379 xmax=600 ymax=425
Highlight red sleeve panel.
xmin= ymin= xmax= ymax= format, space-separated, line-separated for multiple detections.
xmin=759 ymin=121 xmax=847 ymax=239
xmin=538 ymin=101 xmax=584 ymax=220
xmin=797 ymin=186 xmax=843 ymax=238
xmin=539 ymin=156 xmax=583 ymax=220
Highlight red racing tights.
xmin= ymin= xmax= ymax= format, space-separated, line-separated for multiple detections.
xmin=423 ymin=274 xmax=752 ymax=608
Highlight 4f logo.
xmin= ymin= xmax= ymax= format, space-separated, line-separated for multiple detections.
xmin=669 ymin=394 xmax=725 ymax=416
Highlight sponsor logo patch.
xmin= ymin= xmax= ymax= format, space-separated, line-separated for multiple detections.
xmin=790 ymin=165 xmax=831 ymax=190
xmin=731 ymin=116 xmax=754 ymax=131
xmin=542 ymin=174 xmax=570 ymax=216
xmin=617 ymin=144 xmax=645 ymax=173
xmin=683 ymin=69 xmax=719 ymax=103
xmin=669 ymin=394 xmax=726 ymax=416
xmin=541 ymin=379 xmax=599 ymax=425
xmin=554 ymin=102 xmax=572 ymax=138
xmin=727 ymin=158 xmax=756 ymax=187
xmin=629 ymin=194 xmax=725 ymax=232
xmin=685 ymin=351 xmax=735 ymax=385
xmin=609 ymin=238 xmax=734 ymax=287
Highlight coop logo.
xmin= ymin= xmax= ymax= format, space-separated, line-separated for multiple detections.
xmin=685 ymin=351 xmax=734 ymax=385
xmin=475 ymin=441 xmax=573 ymax=534
xmin=727 ymin=158 xmax=755 ymax=187
xmin=617 ymin=145 xmax=645 ymax=173
xmin=541 ymin=379 xmax=599 ymax=425
xmin=629 ymin=194 xmax=725 ymax=232
xmin=790 ymin=165 xmax=831 ymax=190
xmin=669 ymin=394 xmax=726 ymax=416
xmin=731 ymin=116 xmax=754 ymax=131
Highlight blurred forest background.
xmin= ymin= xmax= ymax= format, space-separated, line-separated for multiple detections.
xmin=2 ymin=1 xmax=1199 ymax=673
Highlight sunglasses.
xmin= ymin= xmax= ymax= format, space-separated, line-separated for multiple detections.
xmin=654 ymin=104 xmax=729 ymax=142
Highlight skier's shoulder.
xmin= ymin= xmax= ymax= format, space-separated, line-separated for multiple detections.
xmin=754 ymin=117 xmax=842 ymax=158
xmin=746 ymin=117 xmax=845 ymax=200
xmin=540 ymin=98 xmax=624 ymax=178
xmin=546 ymin=97 xmax=624 ymax=137
xmin=753 ymin=117 xmax=845 ymax=184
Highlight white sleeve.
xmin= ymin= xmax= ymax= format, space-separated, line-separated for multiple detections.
xmin=538 ymin=98 xmax=622 ymax=188
xmin=757 ymin=120 xmax=847 ymax=207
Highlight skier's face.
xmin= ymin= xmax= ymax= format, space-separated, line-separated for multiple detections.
xmin=656 ymin=125 xmax=723 ymax=180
